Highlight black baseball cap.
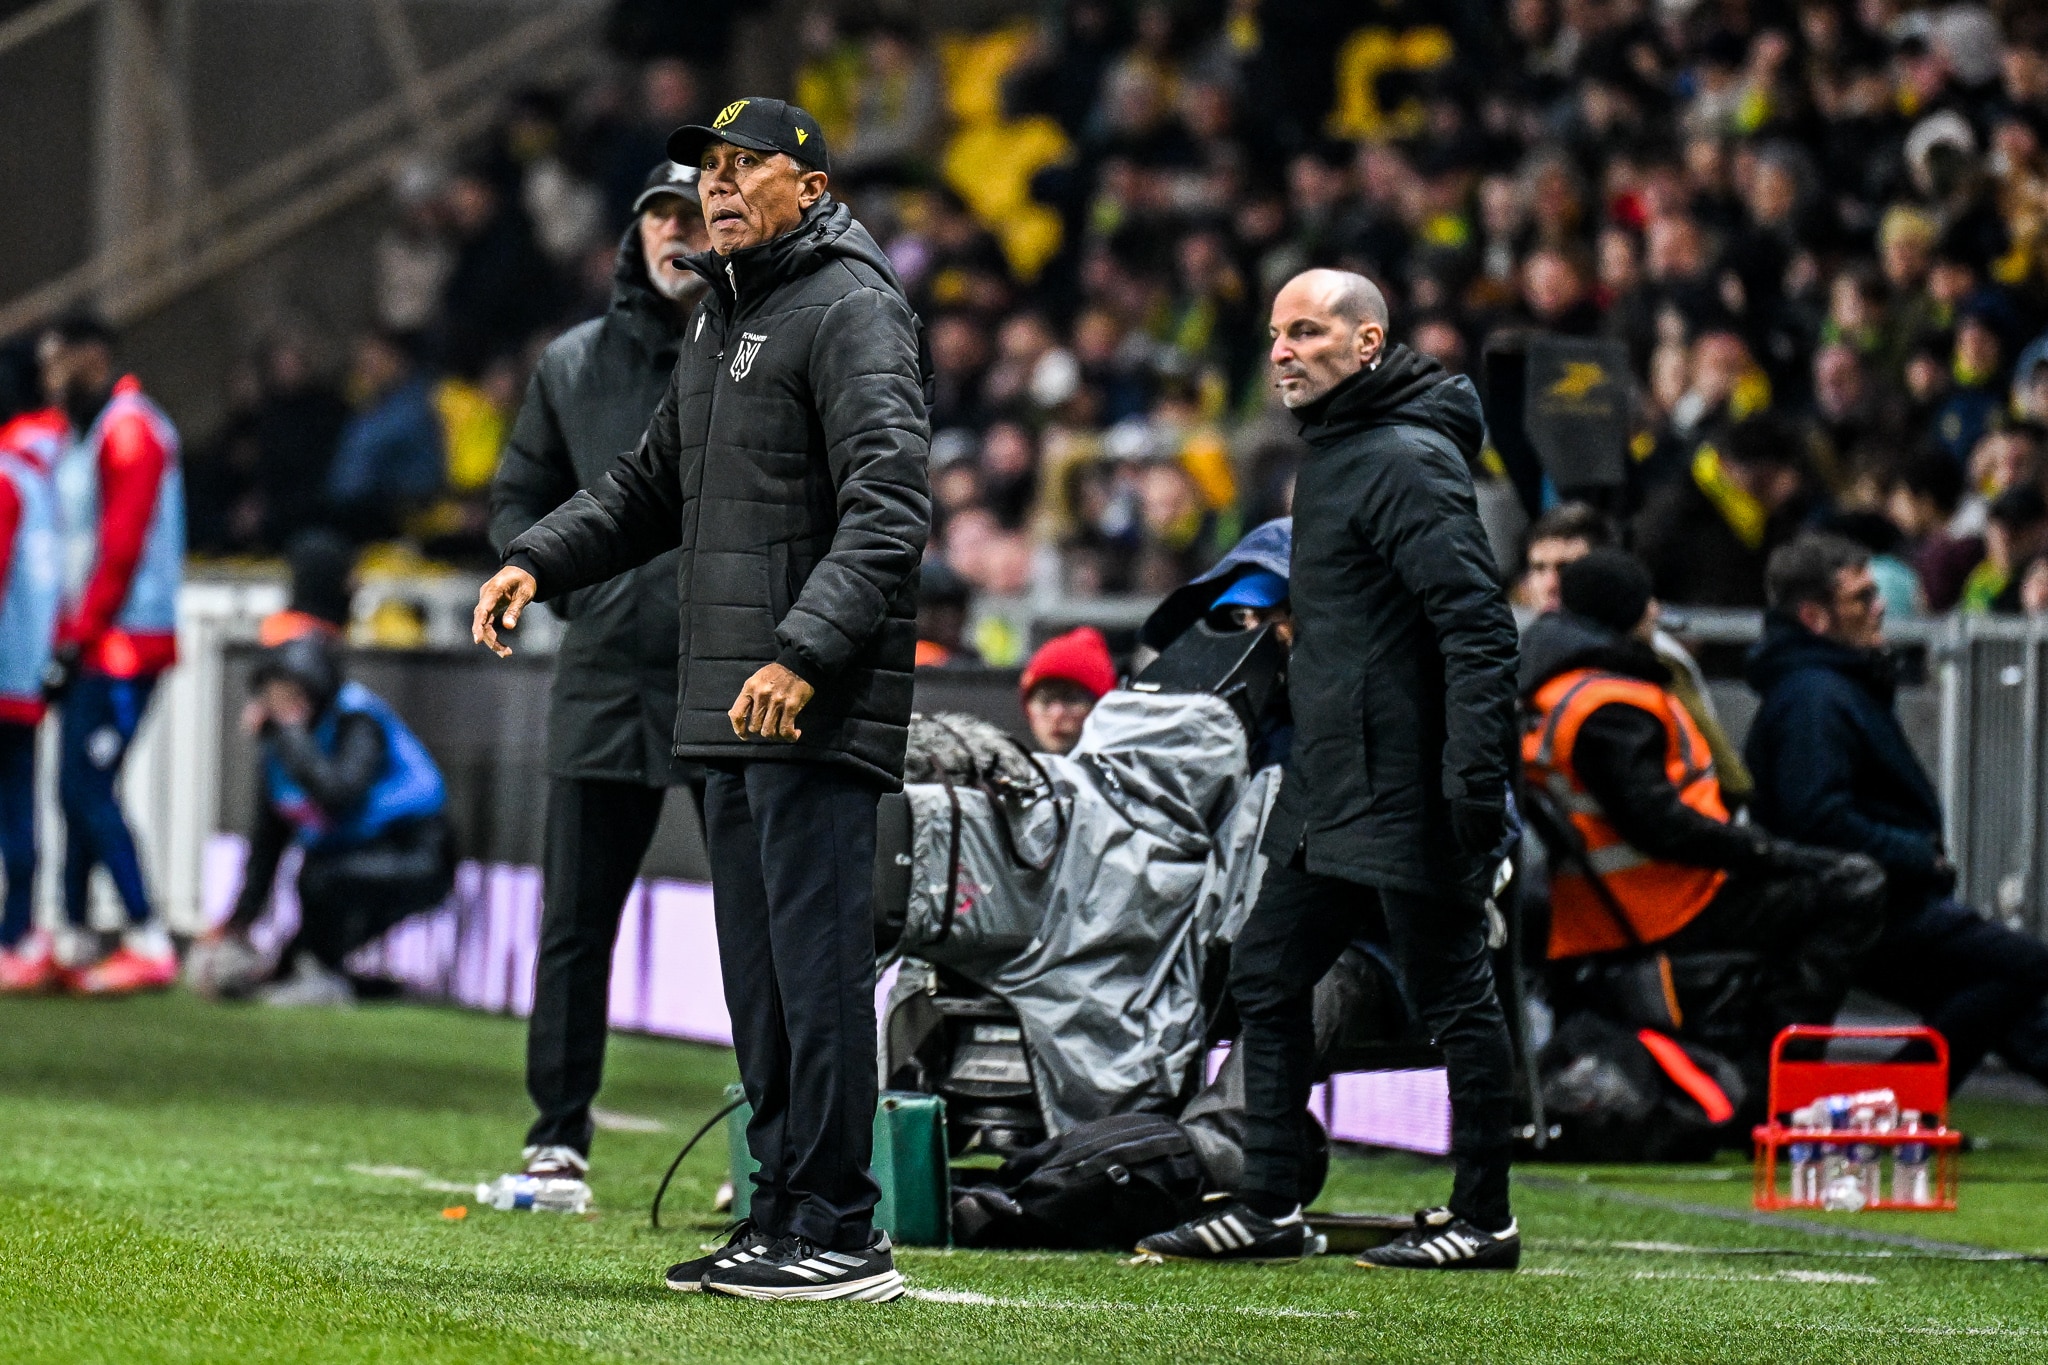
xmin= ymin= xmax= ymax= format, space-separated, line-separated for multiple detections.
xmin=667 ymin=97 xmax=830 ymax=175
xmin=633 ymin=161 xmax=700 ymax=214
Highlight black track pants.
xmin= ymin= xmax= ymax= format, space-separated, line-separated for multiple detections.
xmin=703 ymin=760 xmax=882 ymax=1252
xmin=1232 ymin=854 xmax=1517 ymax=1228
xmin=524 ymin=778 xmax=670 ymax=1153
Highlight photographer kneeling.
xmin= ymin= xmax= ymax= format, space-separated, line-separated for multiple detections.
xmin=195 ymin=634 xmax=454 ymax=1005
xmin=1524 ymin=551 xmax=1883 ymax=1102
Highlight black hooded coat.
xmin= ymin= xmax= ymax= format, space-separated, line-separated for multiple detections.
xmin=504 ymin=196 xmax=933 ymax=787
xmin=1260 ymin=346 xmax=1520 ymax=896
xmin=491 ymin=225 xmax=691 ymax=785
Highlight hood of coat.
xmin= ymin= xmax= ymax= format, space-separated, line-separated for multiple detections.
xmin=1293 ymin=343 xmax=1486 ymax=460
xmin=1745 ymin=609 xmax=1898 ymax=703
xmin=1519 ymin=609 xmax=1668 ymax=698
xmin=608 ymin=223 xmax=688 ymax=357
xmin=1139 ymin=516 xmax=1293 ymax=649
xmin=684 ymin=194 xmax=904 ymax=309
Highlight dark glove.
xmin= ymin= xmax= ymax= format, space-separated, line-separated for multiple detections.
xmin=1451 ymin=796 xmax=1507 ymax=860
xmin=1747 ymin=832 xmax=1848 ymax=876
xmin=40 ymin=643 xmax=80 ymax=704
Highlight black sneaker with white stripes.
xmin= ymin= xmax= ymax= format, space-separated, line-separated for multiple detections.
xmin=1134 ymin=1201 xmax=1326 ymax=1262
xmin=701 ymin=1232 xmax=905 ymax=1302
xmin=664 ymin=1220 xmax=772 ymax=1293
xmin=1355 ymin=1208 xmax=1520 ymax=1270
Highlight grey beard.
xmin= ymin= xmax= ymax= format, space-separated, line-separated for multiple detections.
xmin=651 ymin=268 xmax=703 ymax=304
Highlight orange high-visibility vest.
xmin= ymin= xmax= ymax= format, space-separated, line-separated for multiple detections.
xmin=1523 ymin=668 xmax=1730 ymax=960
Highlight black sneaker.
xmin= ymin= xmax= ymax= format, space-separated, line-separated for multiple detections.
xmin=664 ymin=1220 xmax=773 ymax=1293
xmin=1355 ymin=1208 xmax=1520 ymax=1270
xmin=702 ymin=1232 xmax=905 ymax=1302
xmin=1134 ymin=1201 xmax=1327 ymax=1262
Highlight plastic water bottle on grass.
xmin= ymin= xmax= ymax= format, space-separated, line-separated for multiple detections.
xmin=1819 ymin=1096 xmax=1866 ymax=1211
xmin=475 ymin=1172 xmax=592 ymax=1213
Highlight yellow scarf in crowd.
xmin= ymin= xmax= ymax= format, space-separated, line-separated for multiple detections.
xmin=1690 ymin=445 xmax=1769 ymax=551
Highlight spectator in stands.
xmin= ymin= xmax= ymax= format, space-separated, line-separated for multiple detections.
xmin=1961 ymin=484 xmax=2048 ymax=613
xmin=1747 ymin=533 xmax=2048 ymax=1089
xmin=259 ymin=530 xmax=356 ymax=648
xmin=35 ymin=315 xmax=184 ymax=996
xmin=1636 ymin=412 xmax=1812 ymax=608
xmin=1886 ymin=449 xmax=1982 ymax=612
xmin=438 ymin=164 xmax=563 ymax=370
xmin=1018 ymin=626 xmax=1116 ymax=755
xmin=205 ymin=634 xmax=454 ymax=1005
xmin=0 ymin=407 xmax=61 ymax=991
xmin=327 ymin=331 xmax=445 ymax=542
xmin=1522 ymin=550 xmax=1882 ymax=1094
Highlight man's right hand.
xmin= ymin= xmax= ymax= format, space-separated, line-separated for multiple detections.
xmin=473 ymin=566 xmax=538 ymax=658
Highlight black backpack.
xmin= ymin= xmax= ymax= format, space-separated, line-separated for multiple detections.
xmin=951 ymin=1114 xmax=1210 ymax=1250
xmin=1537 ymin=1010 xmax=1749 ymax=1162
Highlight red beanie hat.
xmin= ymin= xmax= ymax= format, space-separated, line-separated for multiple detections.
xmin=1019 ymin=626 xmax=1117 ymax=702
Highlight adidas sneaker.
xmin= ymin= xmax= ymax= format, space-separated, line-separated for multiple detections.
xmin=701 ymin=1231 xmax=905 ymax=1302
xmin=1134 ymin=1201 xmax=1326 ymax=1262
xmin=1354 ymin=1208 xmax=1520 ymax=1270
xmin=665 ymin=1220 xmax=772 ymax=1293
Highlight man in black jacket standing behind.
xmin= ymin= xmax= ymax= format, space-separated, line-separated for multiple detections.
xmin=1141 ymin=269 xmax=1524 ymax=1270
xmin=473 ymin=98 xmax=929 ymax=1303
xmin=482 ymin=162 xmax=706 ymax=1206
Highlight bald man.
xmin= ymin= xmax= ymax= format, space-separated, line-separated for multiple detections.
xmin=1141 ymin=270 xmax=1523 ymax=1270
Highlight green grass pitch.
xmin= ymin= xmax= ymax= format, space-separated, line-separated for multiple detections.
xmin=3 ymin=992 xmax=2045 ymax=1363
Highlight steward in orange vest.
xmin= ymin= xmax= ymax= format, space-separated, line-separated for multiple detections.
xmin=1519 ymin=552 xmax=1884 ymax=1056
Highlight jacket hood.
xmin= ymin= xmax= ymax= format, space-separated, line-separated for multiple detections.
xmin=1745 ymin=611 xmax=1897 ymax=701
xmin=685 ymin=194 xmax=906 ymax=303
xmin=1519 ymin=610 xmax=1668 ymax=697
xmin=1295 ymin=344 xmax=1486 ymax=459
xmin=1139 ymin=517 xmax=1293 ymax=648
xmin=609 ymin=223 xmax=687 ymax=353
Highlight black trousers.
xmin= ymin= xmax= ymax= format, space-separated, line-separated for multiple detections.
xmin=291 ymin=815 xmax=455 ymax=971
xmin=1231 ymin=854 xmax=1517 ymax=1228
xmin=703 ymin=760 xmax=882 ymax=1251
xmin=1661 ymin=869 xmax=1883 ymax=1063
xmin=524 ymin=777 xmax=676 ymax=1154
xmin=1858 ymin=896 xmax=2048 ymax=1089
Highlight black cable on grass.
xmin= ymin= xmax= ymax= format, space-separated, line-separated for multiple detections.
xmin=651 ymin=1096 xmax=745 ymax=1231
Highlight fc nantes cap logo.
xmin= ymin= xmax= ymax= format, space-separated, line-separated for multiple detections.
xmin=667 ymin=97 xmax=831 ymax=174
xmin=712 ymin=100 xmax=749 ymax=130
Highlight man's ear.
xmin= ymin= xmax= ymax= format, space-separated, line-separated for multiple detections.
xmin=798 ymin=170 xmax=829 ymax=210
xmin=1358 ymin=319 xmax=1386 ymax=367
xmin=1794 ymin=600 xmax=1832 ymax=636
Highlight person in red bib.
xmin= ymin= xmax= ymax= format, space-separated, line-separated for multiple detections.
xmin=1521 ymin=549 xmax=1883 ymax=1078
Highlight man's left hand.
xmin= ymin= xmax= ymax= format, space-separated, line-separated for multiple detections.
xmin=729 ymin=663 xmax=815 ymax=742
xmin=1450 ymin=796 xmax=1507 ymax=860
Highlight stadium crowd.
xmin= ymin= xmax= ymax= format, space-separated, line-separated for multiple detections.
xmin=82 ymin=0 xmax=2047 ymax=648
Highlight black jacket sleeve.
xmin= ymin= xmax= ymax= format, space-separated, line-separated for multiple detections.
xmin=773 ymin=285 xmax=932 ymax=685
xmin=503 ymin=380 xmax=685 ymax=602
xmin=1357 ymin=430 xmax=1519 ymax=804
xmin=230 ymin=800 xmax=292 ymax=929
xmin=490 ymin=364 xmax=578 ymax=557
xmin=1572 ymin=702 xmax=1770 ymax=871
xmin=267 ymin=713 xmax=387 ymax=817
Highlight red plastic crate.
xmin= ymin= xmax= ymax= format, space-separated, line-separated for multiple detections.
xmin=1751 ymin=1025 xmax=1961 ymax=1211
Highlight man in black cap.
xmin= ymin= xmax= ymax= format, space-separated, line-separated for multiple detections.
xmin=1519 ymin=549 xmax=1882 ymax=1090
xmin=473 ymin=97 xmax=929 ymax=1303
xmin=481 ymin=162 xmax=708 ymax=1210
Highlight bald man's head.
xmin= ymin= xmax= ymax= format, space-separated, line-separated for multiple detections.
xmin=1268 ymin=268 xmax=1389 ymax=408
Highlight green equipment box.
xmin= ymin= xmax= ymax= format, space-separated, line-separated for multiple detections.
xmin=725 ymin=1086 xmax=951 ymax=1246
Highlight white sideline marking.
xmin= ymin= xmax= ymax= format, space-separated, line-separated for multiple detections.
xmin=348 ymin=1165 xmax=429 ymax=1180
xmin=1787 ymin=1324 xmax=2048 ymax=1338
xmin=592 ymin=1107 xmax=667 ymax=1133
xmin=1523 ymin=1267 xmax=1878 ymax=1285
xmin=905 ymin=1289 xmax=1360 ymax=1320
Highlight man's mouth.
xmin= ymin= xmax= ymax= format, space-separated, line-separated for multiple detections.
xmin=711 ymin=208 xmax=743 ymax=225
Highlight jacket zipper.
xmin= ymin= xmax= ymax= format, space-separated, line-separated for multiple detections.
xmin=678 ymin=258 xmax=738 ymax=728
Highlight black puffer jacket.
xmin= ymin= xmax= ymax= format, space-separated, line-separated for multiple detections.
xmin=491 ymin=226 xmax=691 ymax=786
xmin=505 ymin=196 xmax=931 ymax=786
xmin=1262 ymin=346 xmax=1519 ymax=896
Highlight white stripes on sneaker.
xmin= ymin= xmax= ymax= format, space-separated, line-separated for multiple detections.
xmin=712 ymin=1245 xmax=769 ymax=1269
xmin=1412 ymin=1221 xmax=1514 ymax=1265
xmin=1191 ymin=1213 xmax=1258 ymax=1253
xmin=769 ymin=1250 xmax=869 ymax=1284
